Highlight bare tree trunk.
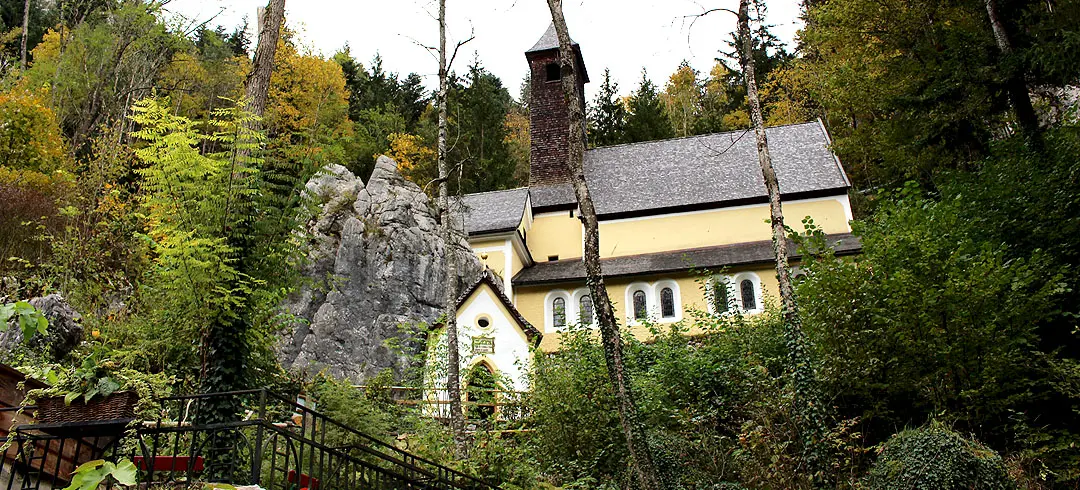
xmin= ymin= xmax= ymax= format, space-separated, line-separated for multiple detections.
xmin=437 ymin=0 xmax=465 ymax=441
xmin=984 ymin=0 xmax=1042 ymax=150
xmin=245 ymin=0 xmax=286 ymax=118
xmin=20 ymin=0 xmax=30 ymax=70
xmin=544 ymin=1 xmax=664 ymax=487
xmin=738 ymin=0 xmax=828 ymax=484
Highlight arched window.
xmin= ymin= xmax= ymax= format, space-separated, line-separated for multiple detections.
xmin=579 ymin=295 xmax=594 ymax=325
xmin=740 ymin=279 xmax=757 ymax=311
xmin=552 ymin=297 xmax=566 ymax=328
xmin=660 ymin=287 xmax=675 ymax=318
xmin=712 ymin=278 xmax=731 ymax=314
xmin=632 ymin=290 xmax=648 ymax=320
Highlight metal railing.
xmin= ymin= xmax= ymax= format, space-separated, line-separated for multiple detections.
xmin=2 ymin=389 xmax=496 ymax=490
xmin=356 ymin=386 xmax=530 ymax=423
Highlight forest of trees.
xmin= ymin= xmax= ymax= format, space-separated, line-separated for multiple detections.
xmin=0 ymin=0 xmax=1078 ymax=488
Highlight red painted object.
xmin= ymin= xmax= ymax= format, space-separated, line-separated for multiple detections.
xmin=133 ymin=456 xmax=205 ymax=472
xmin=287 ymin=470 xmax=320 ymax=490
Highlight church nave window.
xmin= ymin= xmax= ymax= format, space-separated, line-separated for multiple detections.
xmin=712 ymin=278 xmax=731 ymax=314
xmin=740 ymin=279 xmax=757 ymax=311
xmin=552 ymin=297 xmax=566 ymax=328
xmin=579 ymin=295 xmax=594 ymax=325
xmin=660 ymin=287 xmax=675 ymax=318
xmin=632 ymin=290 xmax=648 ymax=320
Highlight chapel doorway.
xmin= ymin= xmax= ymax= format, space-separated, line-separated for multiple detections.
xmin=465 ymin=362 xmax=498 ymax=421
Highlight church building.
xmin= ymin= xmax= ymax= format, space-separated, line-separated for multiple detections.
xmin=435 ymin=25 xmax=859 ymax=396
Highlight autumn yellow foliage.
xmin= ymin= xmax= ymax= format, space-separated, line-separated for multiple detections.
xmin=386 ymin=132 xmax=434 ymax=176
xmin=266 ymin=37 xmax=351 ymax=167
xmin=0 ymin=87 xmax=69 ymax=173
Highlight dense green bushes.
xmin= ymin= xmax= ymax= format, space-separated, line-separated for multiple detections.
xmin=526 ymin=310 xmax=808 ymax=488
xmin=796 ymin=126 xmax=1080 ymax=486
xmin=865 ymin=422 xmax=1015 ymax=490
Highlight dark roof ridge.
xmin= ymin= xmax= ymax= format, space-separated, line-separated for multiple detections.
xmin=458 ymin=186 xmax=529 ymax=198
xmin=586 ymin=121 xmax=821 ymax=153
xmin=512 ymin=233 xmax=861 ymax=286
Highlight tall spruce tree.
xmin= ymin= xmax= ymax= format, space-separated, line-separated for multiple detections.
xmin=588 ymin=68 xmax=627 ymax=147
xmin=624 ymin=70 xmax=674 ymax=143
xmin=452 ymin=61 xmax=515 ymax=193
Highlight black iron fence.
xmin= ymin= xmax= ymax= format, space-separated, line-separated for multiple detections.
xmin=2 ymin=389 xmax=495 ymax=490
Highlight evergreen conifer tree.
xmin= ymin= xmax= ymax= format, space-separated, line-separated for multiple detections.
xmin=588 ymin=68 xmax=627 ymax=147
xmin=624 ymin=70 xmax=673 ymax=143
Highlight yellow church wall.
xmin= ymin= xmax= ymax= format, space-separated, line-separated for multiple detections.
xmin=515 ymin=265 xmax=782 ymax=352
xmin=526 ymin=211 xmax=582 ymax=262
xmin=470 ymin=238 xmax=508 ymax=250
xmin=511 ymin=249 xmax=525 ymax=278
xmin=597 ymin=197 xmax=851 ymax=259
xmin=478 ymin=249 xmax=508 ymax=281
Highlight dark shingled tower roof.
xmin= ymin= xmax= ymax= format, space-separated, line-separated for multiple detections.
xmin=526 ymin=23 xmax=578 ymax=53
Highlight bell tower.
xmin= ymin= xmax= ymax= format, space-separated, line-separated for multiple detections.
xmin=525 ymin=24 xmax=590 ymax=187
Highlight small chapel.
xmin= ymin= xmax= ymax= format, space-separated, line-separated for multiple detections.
xmin=435 ymin=24 xmax=859 ymax=395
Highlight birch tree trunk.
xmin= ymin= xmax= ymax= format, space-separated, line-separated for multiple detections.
xmin=984 ymin=0 xmax=1043 ymax=150
xmin=245 ymin=0 xmax=286 ymax=118
xmin=20 ymin=0 xmax=30 ymax=71
xmin=437 ymin=0 xmax=465 ymax=440
xmin=738 ymin=0 xmax=828 ymax=483
xmin=544 ymin=1 xmax=664 ymax=487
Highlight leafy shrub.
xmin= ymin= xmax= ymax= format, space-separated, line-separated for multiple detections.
xmin=795 ymin=126 xmax=1080 ymax=485
xmin=865 ymin=422 xmax=1016 ymax=489
xmin=0 ymin=88 xmax=68 ymax=174
xmin=525 ymin=304 xmax=817 ymax=488
xmin=0 ymin=166 xmax=75 ymax=279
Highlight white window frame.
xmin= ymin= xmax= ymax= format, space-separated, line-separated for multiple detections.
xmin=652 ymin=279 xmax=682 ymax=323
xmin=732 ymin=272 xmax=764 ymax=314
xmin=624 ymin=282 xmax=653 ymax=325
xmin=571 ymin=288 xmax=597 ymax=327
xmin=708 ymin=273 xmax=764 ymax=315
xmin=544 ymin=289 xmax=572 ymax=332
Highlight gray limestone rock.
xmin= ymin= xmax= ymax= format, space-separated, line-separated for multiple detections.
xmin=0 ymin=293 xmax=84 ymax=361
xmin=279 ymin=156 xmax=483 ymax=381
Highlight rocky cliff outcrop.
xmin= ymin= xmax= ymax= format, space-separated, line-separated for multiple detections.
xmin=279 ymin=156 xmax=483 ymax=381
xmin=0 ymin=293 xmax=84 ymax=361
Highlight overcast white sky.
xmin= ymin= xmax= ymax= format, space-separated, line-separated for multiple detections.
xmin=164 ymin=0 xmax=804 ymax=101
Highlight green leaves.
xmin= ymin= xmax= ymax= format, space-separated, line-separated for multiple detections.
xmin=64 ymin=459 xmax=137 ymax=490
xmin=0 ymin=301 xmax=48 ymax=342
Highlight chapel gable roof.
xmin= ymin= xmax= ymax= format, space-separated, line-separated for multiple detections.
xmin=458 ymin=187 xmax=529 ymax=236
xmin=530 ymin=121 xmax=851 ymax=218
xmin=457 ymin=271 xmax=542 ymax=345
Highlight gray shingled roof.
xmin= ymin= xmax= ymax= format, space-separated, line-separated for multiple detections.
xmin=531 ymin=122 xmax=850 ymax=217
xmin=512 ymin=233 xmax=861 ymax=285
xmin=459 ymin=187 xmax=529 ymax=236
xmin=526 ymin=23 xmax=578 ymax=53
